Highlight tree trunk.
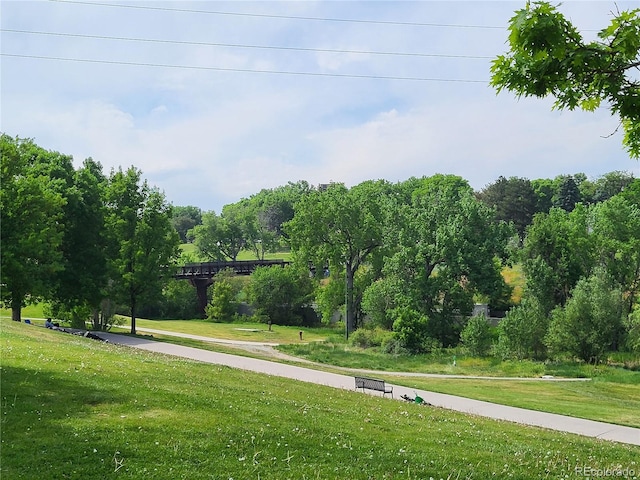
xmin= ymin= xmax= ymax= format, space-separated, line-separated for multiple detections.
xmin=130 ymin=295 xmax=137 ymax=335
xmin=92 ymin=308 xmax=100 ymax=330
xmin=11 ymin=302 xmax=21 ymax=322
xmin=345 ymin=262 xmax=355 ymax=340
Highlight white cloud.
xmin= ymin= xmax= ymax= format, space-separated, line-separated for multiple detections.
xmin=2 ymin=0 xmax=637 ymax=212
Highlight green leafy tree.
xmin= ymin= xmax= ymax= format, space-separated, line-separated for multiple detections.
xmin=521 ymin=205 xmax=594 ymax=311
xmin=546 ymin=269 xmax=624 ymax=363
xmin=190 ymin=210 xmax=245 ymax=261
xmin=225 ymin=199 xmax=278 ymax=261
xmin=531 ymin=178 xmax=555 ymax=214
xmin=248 ymin=181 xmax=312 ymax=239
xmin=285 ymin=180 xmax=390 ymax=337
xmin=497 ymin=295 xmax=548 ymax=360
xmin=381 ymin=175 xmax=512 ymax=347
xmin=247 ymin=265 xmax=315 ymax=326
xmin=314 ymin=268 xmax=346 ymax=325
xmin=0 ymin=135 xmax=66 ymax=322
xmin=106 ymin=167 xmax=180 ymax=334
xmin=172 ymin=205 xmax=202 ymax=243
xmin=476 ymin=176 xmax=538 ymax=239
xmin=461 ymin=314 xmax=493 ymax=357
xmin=206 ymin=280 xmax=238 ymax=322
xmin=361 ymin=277 xmax=399 ymax=330
xmin=50 ymin=158 xmax=110 ymax=328
xmin=590 ymin=194 xmax=640 ymax=313
xmin=592 ymin=171 xmax=635 ymax=203
xmin=620 ymin=178 xmax=640 ymax=205
xmin=158 ymin=279 xmax=200 ymax=320
xmin=491 ymin=1 xmax=640 ymax=158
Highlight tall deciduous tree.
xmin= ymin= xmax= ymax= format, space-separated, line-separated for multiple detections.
xmin=0 ymin=135 xmax=66 ymax=322
xmin=521 ymin=205 xmax=594 ymax=312
xmin=172 ymin=205 xmax=202 ymax=243
xmin=106 ymin=167 xmax=180 ymax=334
xmin=592 ymin=171 xmax=636 ymax=203
xmin=590 ymin=194 xmax=640 ymax=314
xmin=225 ymin=199 xmax=278 ymax=261
xmin=248 ymin=265 xmax=315 ymax=326
xmin=476 ymin=176 xmax=537 ymax=239
xmin=190 ymin=210 xmax=245 ymax=261
xmin=491 ymin=1 xmax=640 ymax=158
xmin=50 ymin=158 xmax=110 ymax=328
xmin=285 ymin=180 xmax=389 ymax=337
xmin=382 ymin=175 xmax=512 ymax=347
xmin=248 ymin=181 xmax=312 ymax=239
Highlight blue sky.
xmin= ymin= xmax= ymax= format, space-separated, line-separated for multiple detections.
xmin=2 ymin=1 xmax=638 ymax=213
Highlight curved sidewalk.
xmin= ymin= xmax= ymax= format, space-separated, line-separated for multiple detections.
xmin=99 ymin=332 xmax=640 ymax=447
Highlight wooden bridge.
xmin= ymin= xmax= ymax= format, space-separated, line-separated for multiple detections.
xmin=175 ymin=260 xmax=289 ymax=315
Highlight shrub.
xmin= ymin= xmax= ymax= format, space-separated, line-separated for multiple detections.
xmin=497 ymin=296 xmax=548 ymax=360
xmin=349 ymin=327 xmax=391 ymax=349
xmin=623 ymin=305 xmax=640 ymax=353
xmin=206 ymin=280 xmax=237 ymax=322
xmin=391 ymin=307 xmax=433 ymax=354
xmin=461 ymin=314 xmax=493 ymax=357
xmin=546 ymin=269 xmax=624 ymax=364
xmin=381 ymin=336 xmax=410 ymax=355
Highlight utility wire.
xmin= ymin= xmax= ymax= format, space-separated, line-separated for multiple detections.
xmin=1 ymin=53 xmax=489 ymax=83
xmin=1 ymin=29 xmax=494 ymax=60
xmin=48 ymin=0 xmax=506 ymax=30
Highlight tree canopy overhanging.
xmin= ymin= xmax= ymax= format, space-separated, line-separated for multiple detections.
xmin=490 ymin=1 xmax=640 ymax=158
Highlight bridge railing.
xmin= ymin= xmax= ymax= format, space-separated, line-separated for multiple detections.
xmin=175 ymin=260 xmax=289 ymax=279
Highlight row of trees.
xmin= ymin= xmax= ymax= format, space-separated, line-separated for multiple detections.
xmin=197 ymin=175 xmax=639 ymax=363
xmin=186 ymin=181 xmax=311 ymax=261
xmin=476 ymin=172 xmax=636 ymax=239
xmin=1 ymin=134 xmax=180 ymax=333
xmin=3 ymin=131 xmax=638 ymax=362
xmin=497 ymin=183 xmax=640 ymax=363
xmin=183 ymin=172 xmax=635 ymax=265
xmin=193 ymin=176 xmax=511 ymax=347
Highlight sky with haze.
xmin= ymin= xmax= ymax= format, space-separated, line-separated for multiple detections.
xmin=2 ymin=0 xmax=638 ymax=213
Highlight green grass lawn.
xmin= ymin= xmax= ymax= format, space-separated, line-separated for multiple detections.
xmin=179 ymin=243 xmax=292 ymax=262
xmin=2 ymin=318 xmax=638 ymax=479
xmin=119 ymin=317 xmax=340 ymax=344
xmin=5 ymin=311 xmax=640 ymax=429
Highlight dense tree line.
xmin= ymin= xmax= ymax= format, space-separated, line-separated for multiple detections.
xmin=194 ymin=172 xmax=638 ymax=363
xmin=1 ymin=134 xmax=180 ymax=333
xmin=3 ymin=132 xmax=638 ymax=362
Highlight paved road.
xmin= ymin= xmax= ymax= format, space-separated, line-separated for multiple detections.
xmin=100 ymin=331 xmax=640 ymax=446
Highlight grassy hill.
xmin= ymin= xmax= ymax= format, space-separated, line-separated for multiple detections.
xmin=179 ymin=243 xmax=292 ymax=262
xmin=2 ymin=318 xmax=637 ymax=479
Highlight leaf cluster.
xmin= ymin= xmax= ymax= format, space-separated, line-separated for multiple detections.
xmin=491 ymin=1 xmax=640 ymax=157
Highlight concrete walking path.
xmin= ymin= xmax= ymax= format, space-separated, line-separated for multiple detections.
xmin=99 ymin=331 xmax=640 ymax=447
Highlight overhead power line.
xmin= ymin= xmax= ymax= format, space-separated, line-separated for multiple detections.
xmin=1 ymin=53 xmax=489 ymax=83
xmin=1 ymin=29 xmax=493 ymax=60
xmin=48 ymin=0 xmax=506 ymax=30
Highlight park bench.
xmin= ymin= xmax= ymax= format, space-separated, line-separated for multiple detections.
xmin=354 ymin=376 xmax=393 ymax=398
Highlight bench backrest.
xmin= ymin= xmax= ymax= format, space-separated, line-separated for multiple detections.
xmin=355 ymin=377 xmax=385 ymax=390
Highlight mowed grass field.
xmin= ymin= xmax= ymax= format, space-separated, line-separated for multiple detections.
xmin=179 ymin=243 xmax=292 ymax=262
xmin=2 ymin=318 xmax=638 ymax=479
xmin=4 ymin=310 xmax=640 ymax=429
